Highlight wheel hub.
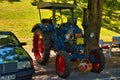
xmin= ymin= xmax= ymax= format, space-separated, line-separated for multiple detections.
xmin=56 ymin=56 xmax=66 ymax=74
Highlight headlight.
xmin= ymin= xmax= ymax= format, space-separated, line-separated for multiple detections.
xmin=65 ymin=34 xmax=70 ymax=39
xmin=17 ymin=61 xmax=31 ymax=69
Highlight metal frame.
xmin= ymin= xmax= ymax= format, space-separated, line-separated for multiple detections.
xmin=37 ymin=2 xmax=75 ymax=25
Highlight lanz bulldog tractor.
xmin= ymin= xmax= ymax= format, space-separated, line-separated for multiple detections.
xmin=31 ymin=2 xmax=105 ymax=78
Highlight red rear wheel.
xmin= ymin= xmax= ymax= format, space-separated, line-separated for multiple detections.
xmin=33 ymin=29 xmax=51 ymax=65
xmin=34 ymin=32 xmax=44 ymax=61
xmin=90 ymin=49 xmax=105 ymax=73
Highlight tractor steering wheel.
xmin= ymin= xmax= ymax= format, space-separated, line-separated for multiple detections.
xmin=50 ymin=15 xmax=61 ymax=22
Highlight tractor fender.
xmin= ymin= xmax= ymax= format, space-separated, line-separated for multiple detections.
xmin=31 ymin=23 xmax=54 ymax=32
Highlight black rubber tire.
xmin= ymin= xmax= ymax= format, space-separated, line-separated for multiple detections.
xmin=90 ymin=49 xmax=105 ymax=73
xmin=33 ymin=29 xmax=51 ymax=65
xmin=56 ymin=51 xmax=71 ymax=78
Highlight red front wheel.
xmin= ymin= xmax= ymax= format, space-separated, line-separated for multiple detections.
xmin=56 ymin=51 xmax=71 ymax=78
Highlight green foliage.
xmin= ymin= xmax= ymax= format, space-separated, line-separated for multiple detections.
xmin=31 ymin=0 xmax=38 ymax=6
xmin=102 ymin=1 xmax=120 ymax=34
xmin=0 ymin=0 xmax=40 ymax=45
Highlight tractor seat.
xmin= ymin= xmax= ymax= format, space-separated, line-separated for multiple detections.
xmin=41 ymin=19 xmax=52 ymax=24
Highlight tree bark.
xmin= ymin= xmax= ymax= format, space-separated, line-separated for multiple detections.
xmin=84 ymin=0 xmax=102 ymax=54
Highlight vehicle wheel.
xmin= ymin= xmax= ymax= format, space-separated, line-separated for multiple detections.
xmin=89 ymin=49 xmax=105 ymax=73
xmin=56 ymin=51 xmax=71 ymax=78
xmin=33 ymin=29 xmax=51 ymax=65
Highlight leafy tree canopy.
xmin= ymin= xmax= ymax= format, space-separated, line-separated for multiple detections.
xmin=31 ymin=0 xmax=120 ymax=33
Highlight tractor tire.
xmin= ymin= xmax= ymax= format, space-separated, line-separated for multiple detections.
xmin=33 ymin=29 xmax=51 ymax=65
xmin=56 ymin=51 xmax=71 ymax=78
xmin=90 ymin=49 xmax=105 ymax=73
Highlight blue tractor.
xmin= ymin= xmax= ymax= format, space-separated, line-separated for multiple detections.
xmin=31 ymin=2 xmax=105 ymax=78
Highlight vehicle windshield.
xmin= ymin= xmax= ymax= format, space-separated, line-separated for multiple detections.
xmin=0 ymin=34 xmax=20 ymax=47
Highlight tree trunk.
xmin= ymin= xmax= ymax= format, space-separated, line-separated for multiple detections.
xmin=84 ymin=0 xmax=102 ymax=54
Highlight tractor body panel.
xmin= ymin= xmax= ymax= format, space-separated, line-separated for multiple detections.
xmin=51 ymin=23 xmax=84 ymax=55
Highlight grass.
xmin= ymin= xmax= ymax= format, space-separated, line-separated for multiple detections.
xmin=100 ymin=28 xmax=120 ymax=41
xmin=0 ymin=0 xmax=119 ymax=46
xmin=0 ymin=0 xmax=40 ymax=45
